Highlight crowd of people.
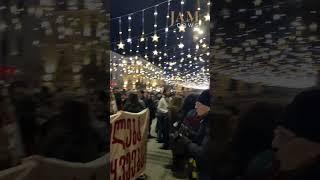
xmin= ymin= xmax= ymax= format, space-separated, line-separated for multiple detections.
xmin=0 ymin=81 xmax=108 ymax=170
xmin=111 ymin=87 xmax=320 ymax=180
xmin=110 ymin=87 xmax=212 ymax=179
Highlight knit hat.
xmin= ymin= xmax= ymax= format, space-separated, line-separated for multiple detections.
xmin=282 ymin=88 xmax=320 ymax=143
xmin=197 ymin=89 xmax=211 ymax=107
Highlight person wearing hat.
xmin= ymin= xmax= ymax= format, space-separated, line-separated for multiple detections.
xmin=243 ymin=88 xmax=320 ymax=180
xmin=178 ymin=89 xmax=211 ymax=180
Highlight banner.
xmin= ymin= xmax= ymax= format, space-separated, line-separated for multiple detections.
xmin=109 ymin=109 xmax=149 ymax=180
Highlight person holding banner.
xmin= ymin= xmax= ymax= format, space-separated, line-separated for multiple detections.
xmin=124 ymin=92 xmax=146 ymax=113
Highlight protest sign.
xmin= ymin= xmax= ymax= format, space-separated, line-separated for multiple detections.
xmin=110 ymin=109 xmax=149 ymax=180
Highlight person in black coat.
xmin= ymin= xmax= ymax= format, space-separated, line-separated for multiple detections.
xmin=143 ymin=92 xmax=156 ymax=138
xmin=178 ymin=90 xmax=211 ymax=180
xmin=123 ymin=92 xmax=145 ymax=113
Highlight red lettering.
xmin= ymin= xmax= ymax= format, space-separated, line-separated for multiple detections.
xmin=110 ymin=159 xmax=118 ymax=180
xmin=132 ymin=118 xmax=137 ymax=145
xmin=131 ymin=149 xmax=137 ymax=178
xmin=137 ymin=117 xmax=142 ymax=142
xmin=119 ymin=156 xmax=126 ymax=180
xmin=126 ymin=152 xmax=131 ymax=180
xmin=136 ymin=148 xmax=141 ymax=172
xmin=112 ymin=119 xmax=126 ymax=149
xmin=126 ymin=119 xmax=132 ymax=148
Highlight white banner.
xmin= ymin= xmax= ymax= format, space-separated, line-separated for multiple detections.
xmin=109 ymin=109 xmax=149 ymax=180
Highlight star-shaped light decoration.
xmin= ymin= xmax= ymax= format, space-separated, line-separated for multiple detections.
xmin=117 ymin=41 xmax=125 ymax=49
xmin=178 ymin=24 xmax=186 ymax=32
xmin=178 ymin=43 xmax=184 ymax=49
xmin=152 ymin=34 xmax=159 ymax=42
xmin=140 ymin=36 xmax=145 ymax=42
xmin=153 ymin=50 xmax=158 ymax=55
xmin=204 ymin=13 xmax=210 ymax=21
xmin=187 ymin=54 xmax=192 ymax=58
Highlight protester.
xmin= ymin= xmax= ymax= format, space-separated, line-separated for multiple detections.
xmin=113 ymin=87 xmax=123 ymax=111
xmin=180 ymin=94 xmax=199 ymax=121
xmin=143 ymin=92 xmax=157 ymax=138
xmin=157 ymin=90 xmax=171 ymax=149
xmin=242 ymin=88 xmax=320 ymax=180
xmin=228 ymin=102 xmax=284 ymax=179
xmin=123 ymin=91 xmax=146 ymax=113
xmin=110 ymin=91 xmax=118 ymax=115
xmin=168 ymin=96 xmax=183 ymax=129
xmin=177 ymin=89 xmax=211 ymax=179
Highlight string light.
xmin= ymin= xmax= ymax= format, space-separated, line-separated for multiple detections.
xmin=204 ymin=0 xmax=210 ymax=21
xmin=111 ymin=0 xmax=211 ymax=89
xmin=117 ymin=18 xmax=125 ymax=49
xmin=140 ymin=10 xmax=145 ymax=42
xmin=152 ymin=34 xmax=159 ymax=42
xmin=178 ymin=42 xmax=184 ymax=49
xmin=152 ymin=5 xmax=159 ymax=43
xmin=178 ymin=24 xmax=186 ymax=32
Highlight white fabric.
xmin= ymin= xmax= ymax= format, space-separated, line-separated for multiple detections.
xmin=110 ymin=109 xmax=149 ymax=180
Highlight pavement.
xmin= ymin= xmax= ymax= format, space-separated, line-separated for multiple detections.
xmin=144 ymin=119 xmax=187 ymax=180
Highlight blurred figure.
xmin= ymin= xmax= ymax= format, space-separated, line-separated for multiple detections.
xmin=110 ymin=91 xmax=118 ymax=115
xmin=123 ymin=92 xmax=145 ymax=113
xmin=144 ymin=92 xmax=156 ymax=138
xmin=39 ymin=100 xmax=104 ymax=163
xmin=168 ymin=96 xmax=183 ymax=129
xmin=180 ymin=94 xmax=200 ymax=130
xmin=229 ymin=102 xmax=283 ymax=179
xmin=244 ymin=88 xmax=320 ymax=180
xmin=113 ymin=87 xmax=123 ymax=110
xmin=9 ymin=81 xmax=37 ymax=156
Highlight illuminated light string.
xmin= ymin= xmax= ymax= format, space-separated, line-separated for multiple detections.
xmin=117 ymin=18 xmax=125 ymax=50
xmin=127 ymin=14 xmax=133 ymax=54
xmin=112 ymin=47 xmax=210 ymax=81
xmin=111 ymin=0 xmax=288 ymax=21
xmin=111 ymin=0 xmax=175 ymax=20
xmin=163 ymin=0 xmax=171 ymax=60
xmin=112 ymin=11 xmax=209 ymax=46
xmin=204 ymin=0 xmax=210 ymax=21
xmin=111 ymin=0 xmax=210 ymax=87
xmin=140 ymin=10 xmax=145 ymax=42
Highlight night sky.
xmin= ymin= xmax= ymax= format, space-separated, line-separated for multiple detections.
xmin=110 ymin=0 xmax=210 ymax=82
